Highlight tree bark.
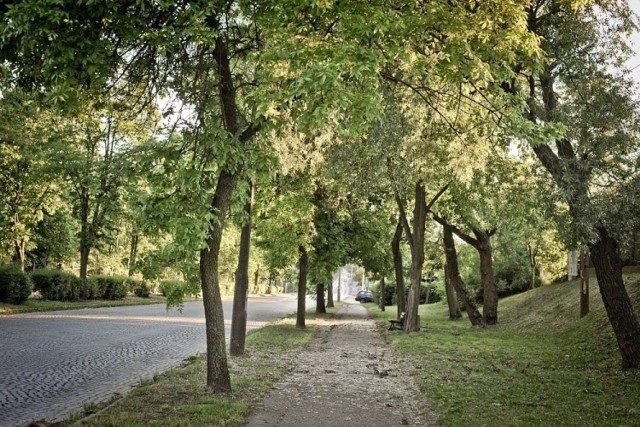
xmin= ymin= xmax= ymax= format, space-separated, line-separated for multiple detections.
xmin=579 ymin=246 xmax=589 ymax=318
xmin=128 ymin=230 xmax=139 ymax=277
xmin=296 ymin=245 xmax=308 ymax=329
xmin=391 ymin=216 xmax=405 ymax=319
xmin=316 ymin=282 xmax=326 ymax=314
xmin=442 ymin=225 xmax=484 ymax=326
xmin=327 ymin=277 xmax=334 ymax=308
xmin=528 ymin=243 xmax=537 ymax=289
xmin=404 ymin=181 xmax=426 ymax=332
xmin=200 ymin=170 xmax=236 ymax=393
xmin=14 ymin=238 xmax=26 ymax=272
xmin=379 ymin=276 xmax=386 ymax=311
xmin=444 ymin=264 xmax=462 ymax=319
xmin=79 ymin=243 xmax=90 ymax=281
xmin=230 ymin=181 xmax=254 ymax=357
xmin=589 ymin=227 xmax=640 ymax=369
xmin=475 ymin=231 xmax=498 ymax=325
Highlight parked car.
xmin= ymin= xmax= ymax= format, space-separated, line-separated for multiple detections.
xmin=355 ymin=290 xmax=374 ymax=303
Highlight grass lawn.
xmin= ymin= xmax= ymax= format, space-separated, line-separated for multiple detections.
xmin=0 ymin=295 xmax=166 ymax=315
xmin=62 ymin=305 xmax=342 ymax=426
xmin=366 ymin=275 xmax=640 ymax=426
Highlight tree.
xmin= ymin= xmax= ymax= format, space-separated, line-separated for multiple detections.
xmin=0 ymin=90 xmax=63 ymax=270
xmin=442 ymin=224 xmax=484 ymax=326
xmin=512 ymin=0 xmax=640 ymax=368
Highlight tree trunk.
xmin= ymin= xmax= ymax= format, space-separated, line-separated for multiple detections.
xmin=476 ymin=233 xmax=498 ymax=325
xmin=443 ymin=225 xmax=484 ymax=326
xmin=404 ymin=181 xmax=426 ymax=332
xmin=128 ymin=230 xmax=139 ymax=277
xmin=316 ymin=282 xmax=326 ymax=314
xmin=327 ymin=277 xmax=334 ymax=308
xmin=528 ymin=243 xmax=537 ymax=289
xmin=337 ymin=267 xmax=341 ymax=302
xmin=580 ymin=246 xmax=589 ymax=318
xmin=79 ymin=243 xmax=90 ymax=281
xmin=296 ymin=245 xmax=308 ymax=329
xmin=14 ymin=238 xmax=26 ymax=272
xmin=444 ymin=264 xmax=462 ymax=319
xmin=379 ymin=276 xmax=386 ymax=311
xmin=589 ymin=227 xmax=640 ymax=369
xmin=391 ymin=217 xmax=405 ymax=319
xmin=200 ymin=170 xmax=238 ymax=393
xmin=230 ymin=181 xmax=254 ymax=357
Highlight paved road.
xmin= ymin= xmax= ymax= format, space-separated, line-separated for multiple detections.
xmin=0 ymin=294 xmax=301 ymax=427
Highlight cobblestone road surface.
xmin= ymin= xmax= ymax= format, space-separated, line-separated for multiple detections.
xmin=0 ymin=295 xmax=299 ymax=426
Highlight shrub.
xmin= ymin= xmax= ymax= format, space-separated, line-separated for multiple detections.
xmin=31 ymin=269 xmax=81 ymax=301
xmin=88 ymin=275 xmax=129 ymax=300
xmin=0 ymin=265 xmax=32 ymax=305
xmin=128 ymin=279 xmax=151 ymax=298
xmin=374 ymin=281 xmax=443 ymax=306
xmin=80 ymin=278 xmax=100 ymax=300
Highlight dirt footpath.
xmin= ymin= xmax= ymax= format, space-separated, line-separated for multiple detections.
xmin=246 ymin=302 xmax=438 ymax=427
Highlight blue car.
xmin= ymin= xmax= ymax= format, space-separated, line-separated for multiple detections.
xmin=355 ymin=290 xmax=374 ymax=303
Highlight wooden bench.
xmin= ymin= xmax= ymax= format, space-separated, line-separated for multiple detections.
xmin=388 ymin=312 xmax=405 ymax=330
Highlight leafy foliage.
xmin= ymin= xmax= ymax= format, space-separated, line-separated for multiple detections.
xmin=0 ymin=264 xmax=32 ymax=304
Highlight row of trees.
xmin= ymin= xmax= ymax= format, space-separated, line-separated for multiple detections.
xmin=1 ymin=0 xmax=639 ymax=392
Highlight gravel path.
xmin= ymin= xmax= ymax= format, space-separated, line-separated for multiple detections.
xmin=246 ymin=303 xmax=439 ymax=427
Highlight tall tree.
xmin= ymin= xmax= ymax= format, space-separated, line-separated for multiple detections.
xmin=513 ymin=0 xmax=640 ymax=368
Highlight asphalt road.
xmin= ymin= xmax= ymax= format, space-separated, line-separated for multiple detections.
xmin=0 ymin=294 xmax=302 ymax=427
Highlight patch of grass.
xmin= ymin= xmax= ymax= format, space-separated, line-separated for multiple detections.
xmin=0 ymin=295 xmax=166 ymax=315
xmin=62 ymin=304 xmax=333 ymax=426
xmin=367 ymin=275 xmax=640 ymax=426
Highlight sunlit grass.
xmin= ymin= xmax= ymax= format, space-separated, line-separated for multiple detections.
xmin=367 ymin=275 xmax=640 ymax=426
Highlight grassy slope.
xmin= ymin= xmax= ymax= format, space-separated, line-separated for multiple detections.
xmin=367 ymin=275 xmax=640 ymax=426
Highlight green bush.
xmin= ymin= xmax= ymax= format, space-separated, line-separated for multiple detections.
xmin=80 ymin=278 xmax=100 ymax=300
xmin=88 ymin=275 xmax=129 ymax=300
xmin=0 ymin=265 xmax=32 ymax=305
xmin=128 ymin=278 xmax=151 ymax=298
xmin=31 ymin=269 xmax=81 ymax=301
xmin=374 ymin=281 xmax=443 ymax=306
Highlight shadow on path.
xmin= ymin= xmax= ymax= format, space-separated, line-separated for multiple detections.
xmin=245 ymin=303 xmax=438 ymax=427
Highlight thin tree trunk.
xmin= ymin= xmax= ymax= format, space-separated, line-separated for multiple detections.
xmin=379 ymin=276 xmax=386 ymax=311
xmin=79 ymin=244 xmax=90 ymax=281
xmin=316 ymin=282 xmax=326 ymax=314
xmin=230 ymin=181 xmax=254 ymax=357
xmin=580 ymin=246 xmax=589 ymax=318
xmin=296 ymin=245 xmax=308 ymax=329
xmin=476 ymin=233 xmax=498 ymax=325
xmin=444 ymin=264 xmax=462 ymax=319
xmin=327 ymin=276 xmax=334 ymax=308
xmin=14 ymin=239 xmax=26 ymax=272
xmin=200 ymin=169 xmax=237 ymax=393
xmin=589 ymin=227 xmax=640 ymax=369
xmin=128 ymin=230 xmax=139 ymax=277
xmin=391 ymin=217 xmax=405 ymax=319
xmin=528 ymin=243 xmax=537 ymax=289
xmin=404 ymin=181 xmax=426 ymax=332
xmin=443 ymin=225 xmax=484 ymax=326
xmin=337 ymin=268 xmax=341 ymax=302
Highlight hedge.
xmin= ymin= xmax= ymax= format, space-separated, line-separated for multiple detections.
xmin=0 ymin=265 xmax=32 ymax=305
xmin=87 ymin=275 xmax=129 ymax=300
xmin=31 ymin=269 xmax=82 ymax=301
